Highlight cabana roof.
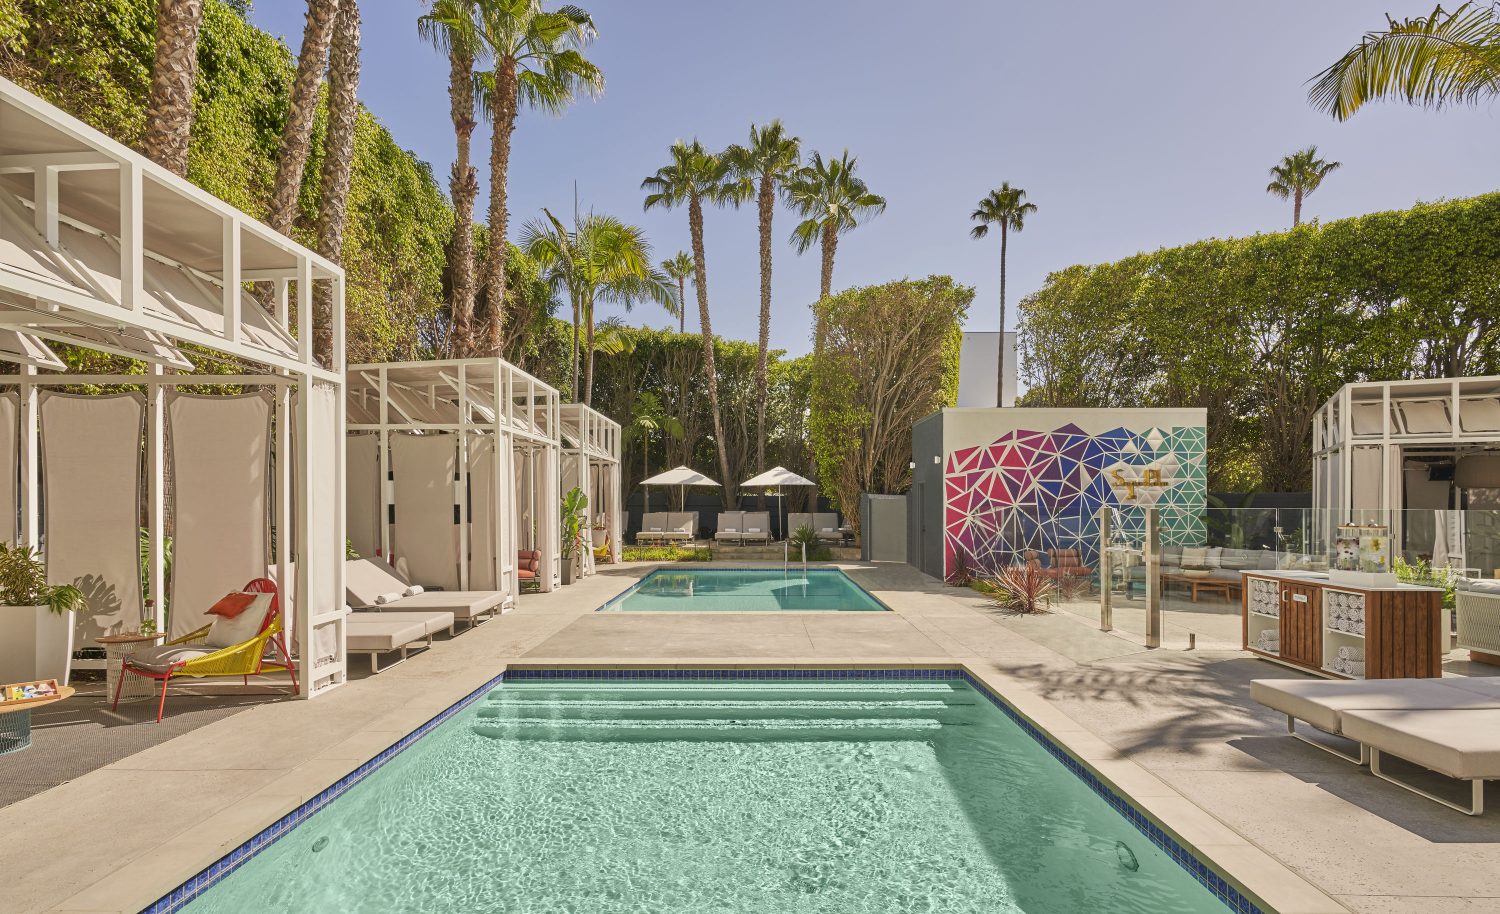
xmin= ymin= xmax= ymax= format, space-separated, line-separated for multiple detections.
xmin=560 ymin=402 xmax=619 ymax=463
xmin=347 ymin=358 xmax=560 ymax=446
xmin=0 ymin=76 xmax=342 ymax=379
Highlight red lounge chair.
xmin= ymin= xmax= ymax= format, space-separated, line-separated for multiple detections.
xmin=517 ymin=550 xmax=542 ymax=591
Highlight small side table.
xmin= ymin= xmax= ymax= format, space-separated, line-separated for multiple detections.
xmin=0 ymin=687 xmax=75 ymax=755
xmin=97 ymin=633 xmax=165 ymax=702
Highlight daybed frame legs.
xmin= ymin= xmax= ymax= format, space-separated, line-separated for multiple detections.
xmin=1369 ymin=749 xmax=1486 ymax=816
xmin=1286 ymin=715 xmax=1368 ymax=765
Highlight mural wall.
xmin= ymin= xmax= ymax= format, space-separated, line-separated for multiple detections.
xmin=943 ymin=422 xmax=1207 ymax=577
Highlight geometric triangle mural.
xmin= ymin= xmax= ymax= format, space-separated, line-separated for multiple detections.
xmin=943 ymin=423 xmax=1206 ymax=579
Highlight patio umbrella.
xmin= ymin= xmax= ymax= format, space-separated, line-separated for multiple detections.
xmin=741 ymin=466 xmax=815 ymax=540
xmin=640 ymin=465 xmax=720 ymax=511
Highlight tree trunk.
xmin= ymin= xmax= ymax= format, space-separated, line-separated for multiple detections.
xmin=997 ymin=222 xmax=1007 ymax=407
xmin=754 ymin=174 xmax=774 ymax=471
xmin=1293 ymin=190 xmax=1303 ymax=227
xmin=677 ymin=277 xmax=686 ymax=333
xmin=813 ymin=223 xmax=837 ymax=353
xmin=569 ymin=296 xmax=580 ymax=400
xmin=483 ymin=57 xmax=519 ymax=357
xmin=584 ymin=300 xmax=596 ymax=406
xmin=312 ymin=0 xmax=360 ymax=367
xmin=143 ymin=0 xmax=205 ymax=176
xmin=689 ymin=195 xmax=734 ymax=502
xmin=268 ymin=0 xmax=339 ymax=236
xmin=446 ymin=46 xmax=479 ymax=357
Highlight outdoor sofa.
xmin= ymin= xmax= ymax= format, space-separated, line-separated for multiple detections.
xmin=1252 ymin=676 xmax=1500 ymax=814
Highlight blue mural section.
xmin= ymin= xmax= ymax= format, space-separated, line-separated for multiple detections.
xmin=943 ymin=423 xmax=1207 ymax=577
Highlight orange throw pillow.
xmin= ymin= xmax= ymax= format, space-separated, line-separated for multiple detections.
xmin=207 ymin=592 xmax=257 ymax=619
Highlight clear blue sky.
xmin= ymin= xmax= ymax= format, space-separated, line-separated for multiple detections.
xmin=250 ymin=1 xmax=1498 ymax=357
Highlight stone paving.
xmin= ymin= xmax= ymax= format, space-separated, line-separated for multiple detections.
xmin=1 ymin=560 xmax=1496 ymax=914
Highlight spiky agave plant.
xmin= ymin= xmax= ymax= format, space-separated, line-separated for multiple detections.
xmin=986 ymin=562 xmax=1055 ymax=615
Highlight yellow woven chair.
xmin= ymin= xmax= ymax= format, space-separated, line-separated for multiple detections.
xmin=112 ymin=578 xmax=298 ymax=721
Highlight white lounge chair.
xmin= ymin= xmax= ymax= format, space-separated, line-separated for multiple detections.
xmin=786 ymin=513 xmax=814 ymax=538
xmin=345 ymin=558 xmax=504 ymax=628
xmin=345 ymin=608 xmax=455 ymax=672
xmin=741 ymin=511 xmax=771 ymax=545
xmin=813 ymin=512 xmax=842 ymax=544
xmin=1343 ymin=705 xmax=1500 ymax=815
xmin=661 ymin=511 xmax=697 ymax=543
xmin=637 ymin=512 xmax=670 ymax=545
xmin=714 ymin=511 xmax=745 ymax=545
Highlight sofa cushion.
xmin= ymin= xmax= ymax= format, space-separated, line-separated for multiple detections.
xmin=205 ymin=592 xmax=272 ymax=648
xmin=1180 ymin=546 xmax=1208 ymax=568
xmin=129 ymin=645 xmax=212 ymax=672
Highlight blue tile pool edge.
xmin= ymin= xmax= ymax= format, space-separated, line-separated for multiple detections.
xmin=141 ymin=666 xmax=1270 ymax=914
xmin=597 ymin=566 xmax=894 ymax=612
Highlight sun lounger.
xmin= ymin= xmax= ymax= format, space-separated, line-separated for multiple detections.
xmin=661 ymin=511 xmax=697 ymax=542
xmin=714 ymin=511 xmax=745 ymax=545
xmin=1251 ymin=677 xmax=1500 ymax=764
xmin=637 ymin=512 xmax=670 ymax=545
xmin=741 ymin=511 xmax=771 ymax=544
xmin=345 ymin=558 xmax=504 ymax=628
xmin=1341 ymin=708 xmax=1500 ymax=815
xmin=345 ymin=609 xmax=455 ymax=672
xmin=787 ymin=513 xmax=814 ymax=537
xmin=813 ymin=513 xmax=842 ymax=544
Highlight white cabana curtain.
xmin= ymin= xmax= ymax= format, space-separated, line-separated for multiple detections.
xmin=307 ymin=382 xmax=341 ymax=663
xmin=0 ymin=393 xmax=15 ymax=546
xmin=346 ymin=434 xmax=380 ymax=559
xmin=391 ymin=432 xmax=460 ymax=590
xmin=515 ymin=445 xmax=535 ymax=548
xmin=168 ymin=392 xmax=272 ymax=640
xmin=41 ymin=392 xmax=144 ymax=645
xmin=467 ymin=436 xmax=500 ymax=590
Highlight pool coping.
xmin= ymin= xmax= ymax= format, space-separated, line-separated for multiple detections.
xmin=597 ymin=566 xmax=894 ymax=613
xmin=127 ymin=661 xmax=1343 ymax=914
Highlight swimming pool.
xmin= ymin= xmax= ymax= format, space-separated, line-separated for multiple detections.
xmin=175 ymin=674 xmax=1242 ymax=914
xmin=600 ymin=567 xmax=887 ymax=612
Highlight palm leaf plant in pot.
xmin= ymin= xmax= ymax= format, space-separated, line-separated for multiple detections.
xmin=560 ymin=487 xmax=589 ymax=585
xmin=0 ymin=544 xmax=86 ymax=684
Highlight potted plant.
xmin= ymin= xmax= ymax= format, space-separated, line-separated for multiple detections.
xmin=560 ymin=487 xmax=589 ymax=585
xmin=790 ymin=524 xmax=819 ymax=563
xmin=984 ymin=562 xmax=1056 ymax=615
xmin=0 ymin=544 xmax=86 ymax=685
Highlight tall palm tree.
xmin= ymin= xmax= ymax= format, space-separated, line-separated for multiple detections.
xmin=1266 ymin=147 xmax=1341 ymax=227
xmin=1309 ymin=3 xmax=1500 ymax=121
xmin=269 ymin=0 xmax=341 ymax=237
xmin=313 ymin=0 xmax=361 ymax=365
xmin=969 ymin=183 xmax=1036 ymax=406
xmin=520 ymin=208 xmax=673 ymax=404
xmin=625 ymin=391 xmax=683 ymax=483
xmin=724 ymin=120 xmax=801 ymax=470
xmin=661 ymin=251 xmax=693 ymax=333
xmin=474 ymin=0 xmax=603 ymax=357
xmin=143 ymin=0 xmax=205 ymax=175
xmin=783 ymin=150 xmax=886 ymax=351
xmin=641 ymin=139 xmax=737 ymax=495
xmin=419 ymin=0 xmax=488 ymax=357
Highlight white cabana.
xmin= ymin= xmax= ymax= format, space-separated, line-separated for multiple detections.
xmin=0 ymin=76 xmax=347 ymax=696
xmin=741 ymin=466 xmax=816 ymax=540
xmin=641 ymin=465 xmax=720 ymax=512
xmin=345 ymin=358 xmax=563 ymax=602
xmin=561 ymin=402 xmax=622 ymax=576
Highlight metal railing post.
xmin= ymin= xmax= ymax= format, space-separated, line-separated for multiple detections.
xmin=1098 ymin=506 xmax=1113 ymax=632
xmin=1145 ymin=506 xmax=1161 ymax=648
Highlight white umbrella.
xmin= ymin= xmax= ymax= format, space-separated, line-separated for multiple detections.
xmin=640 ymin=465 xmax=720 ymax=512
xmin=741 ymin=466 xmax=815 ymax=540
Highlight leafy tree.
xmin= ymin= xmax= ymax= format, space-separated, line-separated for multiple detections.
xmin=642 ymin=139 xmax=738 ymax=498
xmin=144 ymin=0 xmax=206 ymax=174
xmin=660 ymin=250 xmax=693 ymax=333
xmin=268 ymin=0 xmax=339 ymax=237
xmin=1309 ymin=3 xmax=1500 ymax=120
xmin=724 ymin=120 xmax=801 ymax=469
xmin=783 ymin=150 xmax=886 ymax=351
xmin=474 ymin=0 xmax=602 ymax=356
xmin=809 ymin=277 xmax=970 ymax=537
xmin=1266 ymin=146 xmax=1340 ymax=226
xmin=624 ymin=391 xmax=683 ymax=481
xmin=969 ymin=182 xmax=1037 ymax=404
xmin=418 ymin=0 xmax=487 ymax=356
xmin=520 ymin=208 xmax=672 ymax=404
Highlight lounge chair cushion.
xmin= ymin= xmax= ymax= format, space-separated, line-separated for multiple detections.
xmin=352 ymin=610 xmax=453 ymax=638
xmin=346 ymin=616 xmax=430 ymax=653
xmin=1341 ymin=708 xmax=1500 ymax=779
xmin=129 ymin=645 xmax=213 ymax=672
xmin=205 ymin=593 xmax=272 ymax=648
xmin=1250 ymin=678 xmax=1500 ymax=734
xmin=367 ymin=590 xmax=504 ymax=620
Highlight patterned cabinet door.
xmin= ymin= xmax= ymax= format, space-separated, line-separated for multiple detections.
xmin=1280 ymin=583 xmax=1322 ymax=669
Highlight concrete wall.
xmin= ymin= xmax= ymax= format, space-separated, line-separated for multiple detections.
xmin=861 ymin=495 xmax=908 ymax=562
xmin=956 ymin=332 xmax=1017 ymax=408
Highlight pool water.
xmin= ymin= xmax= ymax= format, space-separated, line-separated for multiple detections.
xmin=181 ymin=679 xmax=1228 ymax=914
xmin=601 ymin=568 xmax=887 ymax=612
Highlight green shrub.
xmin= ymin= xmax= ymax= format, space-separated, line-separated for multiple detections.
xmin=622 ymin=545 xmax=712 ymax=563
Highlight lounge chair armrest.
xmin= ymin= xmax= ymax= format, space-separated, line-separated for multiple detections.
xmin=167 ymin=626 xmax=212 ymax=647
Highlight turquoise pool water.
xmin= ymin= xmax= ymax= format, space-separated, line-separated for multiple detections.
xmin=601 ymin=568 xmax=887 ymax=612
xmin=181 ymin=679 xmax=1229 ymax=914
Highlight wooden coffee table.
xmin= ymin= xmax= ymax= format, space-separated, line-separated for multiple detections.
xmin=1164 ymin=573 xmax=1237 ymax=603
xmin=0 ymin=686 xmax=75 ymax=755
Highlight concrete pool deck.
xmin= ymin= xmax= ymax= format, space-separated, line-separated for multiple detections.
xmin=0 ymin=561 xmax=1494 ymax=914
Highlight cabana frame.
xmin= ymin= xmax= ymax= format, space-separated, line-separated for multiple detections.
xmin=346 ymin=359 xmax=563 ymax=603
xmin=0 ymin=76 xmax=347 ymax=698
xmin=561 ymin=402 xmax=622 ymax=575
